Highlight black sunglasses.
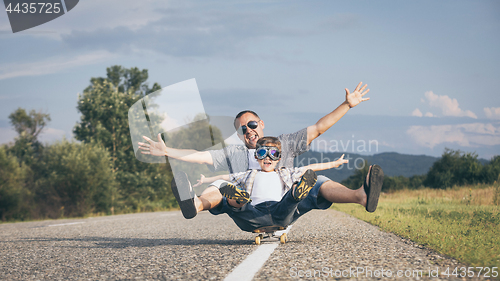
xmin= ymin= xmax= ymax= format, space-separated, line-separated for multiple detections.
xmin=237 ymin=120 xmax=259 ymax=135
xmin=255 ymin=146 xmax=281 ymax=161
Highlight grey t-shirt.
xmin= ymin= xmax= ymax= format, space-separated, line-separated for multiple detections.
xmin=208 ymin=128 xmax=310 ymax=173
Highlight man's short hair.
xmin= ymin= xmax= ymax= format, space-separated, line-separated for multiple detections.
xmin=257 ymin=136 xmax=281 ymax=151
xmin=234 ymin=110 xmax=260 ymax=129
xmin=235 ymin=110 xmax=260 ymax=120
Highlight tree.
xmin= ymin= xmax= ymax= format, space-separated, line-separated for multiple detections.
xmin=74 ymin=66 xmax=161 ymax=172
xmin=8 ymin=108 xmax=50 ymax=164
xmin=73 ymin=66 xmax=173 ymax=211
xmin=9 ymin=108 xmax=50 ymax=141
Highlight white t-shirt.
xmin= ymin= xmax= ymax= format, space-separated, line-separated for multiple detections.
xmin=247 ymin=149 xmax=260 ymax=170
xmin=250 ymin=171 xmax=285 ymax=206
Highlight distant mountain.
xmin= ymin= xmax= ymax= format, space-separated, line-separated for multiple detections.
xmin=295 ymin=151 xmax=440 ymax=182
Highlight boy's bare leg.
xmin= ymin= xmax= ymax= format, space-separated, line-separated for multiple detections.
xmin=319 ymin=180 xmax=367 ymax=207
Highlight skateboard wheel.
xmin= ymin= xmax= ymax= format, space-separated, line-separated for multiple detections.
xmin=280 ymin=233 xmax=287 ymax=244
xmin=255 ymin=236 xmax=261 ymax=245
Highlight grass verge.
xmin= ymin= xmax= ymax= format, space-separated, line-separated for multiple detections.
xmin=332 ymin=185 xmax=500 ymax=269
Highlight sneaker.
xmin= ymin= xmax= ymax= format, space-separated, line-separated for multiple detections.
xmin=293 ymin=169 xmax=317 ymax=201
xmin=364 ymin=165 xmax=384 ymax=213
xmin=171 ymin=171 xmax=197 ymax=219
xmin=219 ymin=183 xmax=251 ymax=204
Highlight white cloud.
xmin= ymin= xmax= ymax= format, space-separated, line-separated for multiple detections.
xmin=0 ymin=50 xmax=115 ymax=80
xmin=38 ymin=128 xmax=68 ymax=143
xmin=423 ymin=91 xmax=477 ymax=119
xmin=0 ymin=127 xmax=67 ymax=144
xmin=159 ymin=112 xmax=182 ymax=132
xmin=407 ymin=122 xmax=500 ymax=148
xmin=484 ymin=107 xmax=500 ymax=120
xmin=411 ymin=108 xmax=434 ymax=118
xmin=0 ymin=128 xmax=17 ymax=144
xmin=412 ymin=108 xmax=423 ymax=117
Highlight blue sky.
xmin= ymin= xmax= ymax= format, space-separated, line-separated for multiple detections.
xmin=0 ymin=0 xmax=499 ymax=159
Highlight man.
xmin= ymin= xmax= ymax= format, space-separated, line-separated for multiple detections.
xmin=138 ymin=82 xmax=383 ymax=221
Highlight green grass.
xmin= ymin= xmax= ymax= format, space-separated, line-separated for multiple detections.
xmin=333 ymin=185 xmax=500 ymax=269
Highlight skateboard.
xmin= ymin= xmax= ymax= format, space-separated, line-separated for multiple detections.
xmin=252 ymin=225 xmax=292 ymax=245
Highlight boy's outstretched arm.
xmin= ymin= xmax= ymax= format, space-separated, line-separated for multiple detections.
xmin=306 ymin=82 xmax=370 ymax=145
xmin=193 ymin=174 xmax=230 ymax=187
xmin=303 ymin=154 xmax=349 ymax=172
xmin=138 ymin=133 xmax=213 ymax=165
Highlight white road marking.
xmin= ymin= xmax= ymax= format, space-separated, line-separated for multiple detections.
xmin=48 ymin=222 xmax=85 ymax=227
xmin=225 ymin=225 xmax=292 ymax=281
xmin=159 ymin=213 xmax=178 ymax=217
xmin=224 ymin=243 xmax=279 ymax=281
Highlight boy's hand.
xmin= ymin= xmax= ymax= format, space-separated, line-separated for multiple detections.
xmin=335 ymin=154 xmax=349 ymax=166
xmin=193 ymin=174 xmax=206 ymax=188
xmin=138 ymin=133 xmax=167 ymax=156
xmin=345 ymin=82 xmax=370 ymax=108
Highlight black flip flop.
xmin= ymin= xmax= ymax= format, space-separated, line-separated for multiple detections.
xmin=171 ymin=171 xmax=197 ymax=219
xmin=364 ymin=164 xmax=384 ymax=213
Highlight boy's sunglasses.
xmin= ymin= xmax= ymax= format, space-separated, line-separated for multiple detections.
xmin=237 ymin=120 xmax=259 ymax=135
xmin=255 ymin=146 xmax=281 ymax=161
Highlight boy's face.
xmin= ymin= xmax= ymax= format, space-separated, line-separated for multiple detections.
xmin=255 ymin=145 xmax=280 ymax=172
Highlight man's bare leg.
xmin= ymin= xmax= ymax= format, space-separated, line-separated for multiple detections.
xmin=194 ymin=186 xmax=222 ymax=213
xmin=194 ymin=185 xmax=246 ymax=213
xmin=319 ymin=180 xmax=367 ymax=207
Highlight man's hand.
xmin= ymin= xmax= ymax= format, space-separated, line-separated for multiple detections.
xmin=345 ymin=82 xmax=370 ymax=108
xmin=138 ymin=133 xmax=167 ymax=156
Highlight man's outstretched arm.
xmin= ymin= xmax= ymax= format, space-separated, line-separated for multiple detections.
xmin=306 ymin=82 xmax=370 ymax=145
xmin=138 ymin=133 xmax=214 ymax=165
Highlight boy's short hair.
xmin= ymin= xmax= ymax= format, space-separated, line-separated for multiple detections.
xmin=257 ymin=136 xmax=281 ymax=151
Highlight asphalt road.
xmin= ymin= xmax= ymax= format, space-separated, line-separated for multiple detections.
xmin=0 ymin=209 xmax=485 ymax=280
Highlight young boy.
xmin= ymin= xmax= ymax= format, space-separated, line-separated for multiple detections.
xmin=194 ymin=136 xmax=349 ymax=232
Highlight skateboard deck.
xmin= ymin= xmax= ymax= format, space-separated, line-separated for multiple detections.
xmin=252 ymin=225 xmax=292 ymax=245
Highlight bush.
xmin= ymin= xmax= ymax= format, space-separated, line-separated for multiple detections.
xmin=483 ymin=155 xmax=500 ymax=184
xmin=0 ymin=146 xmax=31 ymax=221
xmin=424 ymin=149 xmax=484 ymax=189
xmin=33 ymin=141 xmax=117 ymax=218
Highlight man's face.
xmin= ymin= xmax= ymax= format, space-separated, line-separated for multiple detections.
xmin=235 ymin=112 xmax=265 ymax=149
